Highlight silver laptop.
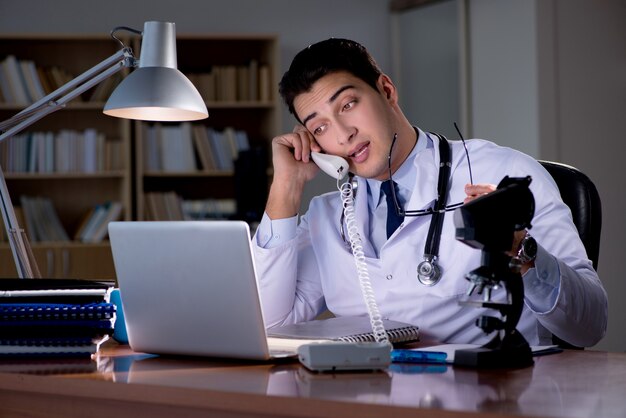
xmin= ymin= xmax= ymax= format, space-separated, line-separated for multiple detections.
xmin=108 ymin=220 xmax=294 ymax=360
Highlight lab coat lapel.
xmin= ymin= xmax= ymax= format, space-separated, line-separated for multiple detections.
xmin=404 ymin=140 xmax=440 ymax=220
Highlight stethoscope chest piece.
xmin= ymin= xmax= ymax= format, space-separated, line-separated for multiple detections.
xmin=417 ymin=256 xmax=442 ymax=286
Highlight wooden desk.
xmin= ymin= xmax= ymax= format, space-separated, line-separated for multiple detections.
xmin=0 ymin=342 xmax=624 ymax=418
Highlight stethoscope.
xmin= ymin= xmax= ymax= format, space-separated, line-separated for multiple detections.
xmin=416 ymin=132 xmax=452 ymax=286
xmin=339 ymin=132 xmax=454 ymax=287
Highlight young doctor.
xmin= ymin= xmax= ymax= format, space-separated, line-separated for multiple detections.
xmin=251 ymin=38 xmax=607 ymax=347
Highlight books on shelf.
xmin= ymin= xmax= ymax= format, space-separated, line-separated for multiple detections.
xmin=143 ymin=192 xmax=236 ymax=221
xmin=181 ymin=198 xmax=236 ymax=220
xmin=160 ymin=122 xmax=197 ymax=172
xmin=19 ymin=195 xmax=70 ymax=243
xmin=74 ymin=201 xmax=123 ymax=243
xmin=0 ymin=55 xmax=30 ymax=105
xmin=144 ymin=191 xmax=185 ymax=221
xmin=0 ymin=128 xmax=122 ymax=174
xmin=143 ymin=122 xmax=197 ymax=173
xmin=142 ymin=123 xmax=250 ymax=173
xmin=267 ymin=316 xmax=420 ymax=352
xmin=19 ymin=59 xmax=46 ymax=103
xmin=0 ymin=278 xmax=116 ymax=358
xmin=0 ymin=54 xmax=122 ymax=105
xmin=187 ymin=60 xmax=271 ymax=103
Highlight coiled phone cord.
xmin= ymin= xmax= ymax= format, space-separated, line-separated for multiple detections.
xmin=339 ymin=178 xmax=389 ymax=345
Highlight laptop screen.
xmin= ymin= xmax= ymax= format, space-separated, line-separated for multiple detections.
xmin=109 ymin=220 xmax=275 ymax=360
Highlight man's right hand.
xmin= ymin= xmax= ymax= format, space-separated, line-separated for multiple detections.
xmin=265 ymin=125 xmax=322 ymax=219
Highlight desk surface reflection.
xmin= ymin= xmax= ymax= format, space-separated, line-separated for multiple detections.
xmin=0 ymin=341 xmax=624 ymax=418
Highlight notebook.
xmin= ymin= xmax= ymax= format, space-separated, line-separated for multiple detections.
xmin=108 ymin=220 xmax=295 ymax=360
xmin=267 ymin=316 xmax=419 ymax=352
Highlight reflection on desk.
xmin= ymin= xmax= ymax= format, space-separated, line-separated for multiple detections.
xmin=0 ymin=341 xmax=624 ymax=418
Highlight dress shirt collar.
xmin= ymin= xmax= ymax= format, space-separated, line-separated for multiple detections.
xmin=367 ymin=127 xmax=432 ymax=210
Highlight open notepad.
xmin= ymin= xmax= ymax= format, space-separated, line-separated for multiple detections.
xmin=267 ymin=316 xmax=419 ymax=351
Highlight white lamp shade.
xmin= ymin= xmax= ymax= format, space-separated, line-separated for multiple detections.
xmin=103 ymin=66 xmax=208 ymax=121
xmin=103 ymin=21 xmax=208 ymax=121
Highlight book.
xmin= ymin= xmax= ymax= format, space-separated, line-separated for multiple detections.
xmin=86 ymin=201 xmax=123 ymax=242
xmin=143 ymin=124 xmax=161 ymax=172
xmin=0 ymin=302 xmax=116 ymax=322
xmin=73 ymin=206 xmax=97 ymax=241
xmin=1 ymin=55 xmax=29 ymax=105
xmin=192 ymin=124 xmax=217 ymax=171
xmin=1 ymin=322 xmax=115 ymax=340
xmin=0 ymin=278 xmax=114 ymax=304
xmin=0 ymin=279 xmax=116 ymax=358
xmin=267 ymin=316 xmax=419 ymax=351
xmin=159 ymin=122 xmax=197 ymax=172
xmin=258 ymin=65 xmax=271 ymax=102
xmin=76 ymin=204 xmax=107 ymax=242
xmin=0 ymin=335 xmax=110 ymax=358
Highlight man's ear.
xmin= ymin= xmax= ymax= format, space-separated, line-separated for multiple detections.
xmin=377 ymin=74 xmax=398 ymax=103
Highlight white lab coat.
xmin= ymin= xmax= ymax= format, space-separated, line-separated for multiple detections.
xmin=252 ymin=136 xmax=607 ymax=347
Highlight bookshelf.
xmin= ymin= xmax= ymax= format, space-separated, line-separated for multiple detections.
xmin=135 ymin=34 xmax=279 ymax=222
xmin=0 ymin=33 xmax=280 ymax=279
xmin=0 ymin=34 xmax=132 ymax=280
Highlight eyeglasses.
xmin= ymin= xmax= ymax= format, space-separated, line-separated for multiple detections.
xmin=387 ymin=126 xmax=474 ymax=217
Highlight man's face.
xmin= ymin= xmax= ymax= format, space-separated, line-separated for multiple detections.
xmin=293 ymin=71 xmax=396 ymax=180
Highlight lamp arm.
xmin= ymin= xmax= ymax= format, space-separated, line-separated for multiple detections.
xmin=0 ymin=171 xmax=39 ymax=278
xmin=0 ymin=46 xmax=136 ymax=279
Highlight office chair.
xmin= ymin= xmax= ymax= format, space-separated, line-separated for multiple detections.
xmin=538 ymin=160 xmax=602 ymax=270
xmin=539 ymin=160 xmax=602 ymax=349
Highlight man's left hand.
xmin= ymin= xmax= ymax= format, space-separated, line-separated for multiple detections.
xmin=464 ymin=183 xmax=534 ymax=274
xmin=463 ymin=183 xmax=496 ymax=203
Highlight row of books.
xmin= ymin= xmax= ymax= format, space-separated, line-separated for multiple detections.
xmin=0 ymin=129 xmax=124 ymax=174
xmin=0 ymin=54 xmax=121 ymax=105
xmin=142 ymin=123 xmax=250 ymax=173
xmin=18 ymin=196 xmax=70 ymax=243
xmin=0 ymin=279 xmax=116 ymax=358
xmin=144 ymin=191 xmax=236 ymax=221
xmin=0 ymin=54 xmax=270 ymax=106
xmin=186 ymin=61 xmax=271 ymax=103
xmin=0 ymin=199 xmax=122 ymax=244
xmin=73 ymin=201 xmax=123 ymax=243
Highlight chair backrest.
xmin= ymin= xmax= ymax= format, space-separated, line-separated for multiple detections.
xmin=538 ymin=160 xmax=602 ymax=270
xmin=539 ymin=161 xmax=602 ymax=349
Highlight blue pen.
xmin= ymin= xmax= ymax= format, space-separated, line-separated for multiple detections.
xmin=390 ymin=349 xmax=448 ymax=364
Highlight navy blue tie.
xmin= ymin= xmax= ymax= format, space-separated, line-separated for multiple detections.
xmin=381 ymin=180 xmax=404 ymax=238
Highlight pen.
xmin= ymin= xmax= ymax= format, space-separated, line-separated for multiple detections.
xmin=390 ymin=349 xmax=448 ymax=364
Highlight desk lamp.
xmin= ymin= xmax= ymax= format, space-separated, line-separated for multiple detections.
xmin=0 ymin=21 xmax=208 ymax=279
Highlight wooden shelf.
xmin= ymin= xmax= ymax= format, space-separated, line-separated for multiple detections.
xmin=0 ymin=34 xmax=132 ymax=280
xmin=135 ymin=34 xmax=279 ymax=222
xmin=0 ymin=33 xmax=281 ymax=278
xmin=4 ymin=171 xmax=127 ymax=180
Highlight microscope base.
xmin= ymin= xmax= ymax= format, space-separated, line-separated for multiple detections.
xmin=454 ymin=340 xmax=534 ymax=369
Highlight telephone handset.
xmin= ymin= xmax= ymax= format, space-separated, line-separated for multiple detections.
xmin=310 ymin=152 xmax=349 ymax=180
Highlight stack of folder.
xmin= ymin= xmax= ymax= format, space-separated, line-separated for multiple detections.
xmin=0 ymin=279 xmax=116 ymax=358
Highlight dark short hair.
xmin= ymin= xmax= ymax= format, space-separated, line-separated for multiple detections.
xmin=279 ymin=38 xmax=383 ymax=123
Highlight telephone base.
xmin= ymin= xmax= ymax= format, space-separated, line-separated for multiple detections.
xmin=297 ymin=341 xmax=391 ymax=372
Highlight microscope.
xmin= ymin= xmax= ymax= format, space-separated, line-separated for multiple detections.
xmin=453 ymin=176 xmax=535 ymax=368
